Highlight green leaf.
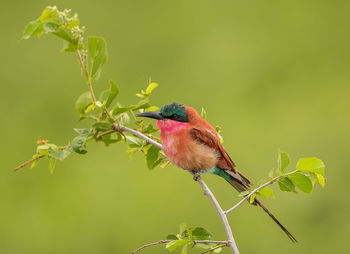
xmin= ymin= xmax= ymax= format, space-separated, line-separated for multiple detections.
xmin=71 ymin=128 xmax=92 ymax=154
xmin=296 ymin=157 xmax=325 ymax=175
xmin=142 ymin=124 xmax=159 ymax=134
xmin=84 ymin=103 xmax=96 ymax=113
xmin=125 ymin=147 xmax=139 ymax=157
xmin=71 ymin=136 xmax=88 ymax=154
xmin=179 ymin=223 xmax=187 ymax=234
xmin=30 ymin=154 xmax=43 ymax=168
xmin=133 ymin=100 xmax=151 ymax=110
xmin=99 ymin=80 xmax=119 ymax=108
xmin=145 ymin=106 xmax=159 ymax=112
xmin=289 ymin=173 xmax=313 ymax=193
xmin=67 ymin=18 xmax=80 ymax=29
xmin=22 ymin=20 xmax=44 ymax=40
xmin=316 ymin=173 xmax=325 ymax=187
xmin=258 ymin=186 xmax=275 ymax=198
xmin=52 ymin=27 xmax=75 ymax=44
xmin=75 ymin=91 xmax=92 ymax=115
xmin=95 ymin=101 xmax=104 ymax=108
xmin=166 ymin=240 xmax=188 ymax=251
xmin=99 ymin=90 xmax=109 ymax=103
xmin=278 ymin=177 xmax=297 ymax=193
xmin=87 ymin=36 xmax=108 ymax=81
xmin=49 ymin=157 xmax=56 ymax=174
xmin=192 ymin=227 xmax=212 ymax=240
xmin=112 ymin=105 xmax=136 ymax=115
xmin=93 ymin=122 xmax=112 ymax=132
xmin=249 ymin=193 xmax=256 ymax=203
xmin=181 ymin=245 xmax=188 ymax=254
xmin=78 ymin=115 xmax=99 ymax=122
xmin=195 ymin=243 xmax=217 ymax=250
xmin=97 ymin=133 xmax=122 ymax=147
xmin=146 ymin=145 xmax=161 ymax=169
xmin=238 ymin=190 xmax=249 ymax=197
xmin=214 ymin=247 xmax=223 ymax=253
xmin=117 ymin=112 xmax=130 ymax=125
xmin=145 ymin=82 xmax=158 ymax=95
xmin=125 ymin=135 xmax=143 ymax=148
xmin=166 ymin=234 xmax=178 ymax=240
xmin=200 ymin=108 xmax=207 ymax=119
xmin=48 ymin=146 xmax=72 ymax=160
xmin=39 ymin=8 xmax=58 ymax=21
xmin=74 ymin=128 xmax=92 ymax=137
xmin=62 ymin=41 xmax=76 ymax=52
xmin=37 ymin=144 xmax=58 ymax=156
xmin=279 ymin=152 xmax=290 ymax=174
xmin=44 ymin=22 xmax=59 ymax=33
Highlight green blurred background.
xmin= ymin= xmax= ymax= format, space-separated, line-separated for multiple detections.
xmin=1 ymin=0 xmax=349 ymax=253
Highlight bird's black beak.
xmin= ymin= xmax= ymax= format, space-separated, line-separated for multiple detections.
xmin=136 ymin=111 xmax=165 ymax=120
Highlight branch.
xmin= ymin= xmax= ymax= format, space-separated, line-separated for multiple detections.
xmin=96 ymin=129 xmax=116 ymax=139
xmin=75 ymin=50 xmax=96 ymax=103
xmin=225 ymin=179 xmax=276 ymax=215
xmin=14 ymin=155 xmax=45 ymax=171
xmin=131 ymin=240 xmax=169 ymax=254
xmin=131 ymin=240 xmax=230 ymax=254
xmin=199 ymin=243 xmax=229 ymax=254
xmin=112 ymin=124 xmax=163 ymax=149
xmin=75 ymin=49 xmax=114 ymax=121
xmin=194 ymin=173 xmax=239 ymax=254
xmin=225 ymin=170 xmax=298 ymax=215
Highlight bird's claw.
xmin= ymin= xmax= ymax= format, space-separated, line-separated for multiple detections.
xmin=192 ymin=172 xmax=201 ymax=181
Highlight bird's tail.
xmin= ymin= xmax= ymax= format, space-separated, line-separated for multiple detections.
xmin=216 ymin=168 xmax=297 ymax=243
xmin=254 ymin=198 xmax=297 ymax=243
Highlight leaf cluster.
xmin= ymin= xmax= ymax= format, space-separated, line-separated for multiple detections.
xmin=252 ymin=152 xmax=326 ymax=201
xmin=22 ymin=6 xmax=84 ymax=52
xmin=18 ymin=6 xmax=168 ymax=173
xmin=166 ymin=223 xmax=224 ymax=254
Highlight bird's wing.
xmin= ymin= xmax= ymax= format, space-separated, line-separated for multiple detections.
xmin=189 ymin=128 xmax=251 ymax=186
xmin=189 ymin=128 xmax=236 ymax=169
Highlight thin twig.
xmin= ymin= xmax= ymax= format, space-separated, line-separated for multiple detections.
xmin=224 ymin=180 xmax=277 ymax=214
xmin=194 ymin=240 xmax=230 ymax=244
xmin=131 ymin=240 xmax=230 ymax=254
xmin=131 ymin=240 xmax=170 ymax=254
xmin=96 ymin=129 xmax=116 ymax=139
xmin=225 ymin=170 xmax=298 ymax=215
xmin=75 ymin=49 xmax=115 ymax=121
xmin=199 ymin=243 xmax=229 ymax=254
xmin=224 ymin=181 xmax=273 ymax=214
xmin=75 ymin=50 xmax=96 ymax=103
xmin=14 ymin=155 xmax=45 ymax=171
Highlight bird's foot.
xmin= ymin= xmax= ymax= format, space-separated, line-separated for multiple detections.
xmin=192 ymin=172 xmax=201 ymax=181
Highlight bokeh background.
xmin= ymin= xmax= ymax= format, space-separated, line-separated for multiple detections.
xmin=1 ymin=0 xmax=349 ymax=253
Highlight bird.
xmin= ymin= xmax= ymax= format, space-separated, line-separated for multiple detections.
xmin=136 ymin=102 xmax=297 ymax=243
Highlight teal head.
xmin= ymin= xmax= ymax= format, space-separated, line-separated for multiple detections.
xmin=136 ymin=102 xmax=189 ymax=123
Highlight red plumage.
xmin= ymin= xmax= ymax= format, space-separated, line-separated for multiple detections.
xmin=157 ymin=105 xmax=297 ymax=243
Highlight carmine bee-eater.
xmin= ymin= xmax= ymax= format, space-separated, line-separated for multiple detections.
xmin=137 ymin=102 xmax=297 ymax=242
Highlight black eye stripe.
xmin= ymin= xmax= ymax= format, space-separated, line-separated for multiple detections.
xmin=163 ymin=112 xmax=189 ymax=122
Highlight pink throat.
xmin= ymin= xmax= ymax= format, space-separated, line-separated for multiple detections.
xmin=157 ymin=119 xmax=188 ymax=133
